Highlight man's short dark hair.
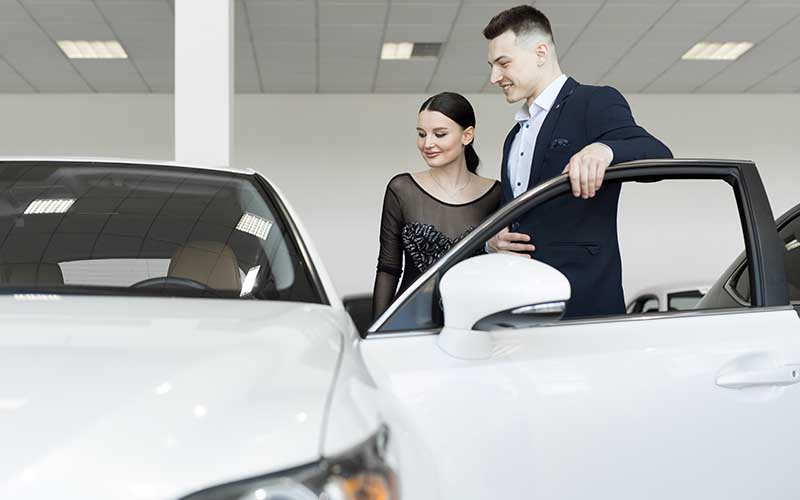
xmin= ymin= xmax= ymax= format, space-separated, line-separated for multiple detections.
xmin=482 ymin=5 xmax=554 ymax=44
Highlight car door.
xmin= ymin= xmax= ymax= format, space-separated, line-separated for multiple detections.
xmin=359 ymin=160 xmax=800 ymax=500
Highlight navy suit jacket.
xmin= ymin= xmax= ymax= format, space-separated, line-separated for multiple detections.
xmin=501 ymin=77 xmax=673 ymax=318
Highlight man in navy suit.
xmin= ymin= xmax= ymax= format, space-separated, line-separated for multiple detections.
xmin=484 ymin=5 xmax=673 ymax=318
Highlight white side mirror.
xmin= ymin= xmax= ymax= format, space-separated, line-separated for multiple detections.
xmin=437 ymin=253 xmax=571 ymax=360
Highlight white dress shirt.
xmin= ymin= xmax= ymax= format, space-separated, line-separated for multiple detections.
xmin=508 ymin=74 xmax=568 ymax=198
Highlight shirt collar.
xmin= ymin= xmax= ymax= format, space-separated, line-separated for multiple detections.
xmin=515 ymin=74 xmax=568 ymax=123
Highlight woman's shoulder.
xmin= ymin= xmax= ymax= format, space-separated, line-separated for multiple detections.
xmin=386 ymin=172 xmax=414 ymax=189
xmin=474 ymin=175 xmax=500 ymax=190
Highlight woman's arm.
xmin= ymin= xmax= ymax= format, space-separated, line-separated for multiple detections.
xmin=372 ymin=185 xmax=404 ymax=319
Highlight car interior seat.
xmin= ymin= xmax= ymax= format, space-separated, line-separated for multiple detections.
xmin=168 ymin=241 xmax=242 ymax=291
xmin=0 ymin=263 xmax=64 ymax=286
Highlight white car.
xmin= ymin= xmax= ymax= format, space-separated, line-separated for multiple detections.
xmin=2 ymin=158 xmax=800 ymax=500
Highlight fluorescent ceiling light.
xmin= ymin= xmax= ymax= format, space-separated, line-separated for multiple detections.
xmin=24 ymin=198 xmax=75 ymax=215
xmin=681 ymin=42 xmax=753 ymax=61
xmin=236 ymin=213 xmax=272 ymax=240
xmin=381 ymin=42 xmax=414 ymax=60
xmin=57 ymin=40 xmax=128 ymax=59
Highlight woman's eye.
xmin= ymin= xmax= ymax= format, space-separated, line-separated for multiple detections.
xmin=435 ymin=133 xmax=447 ymax=138
xmin=418 ymin=132 xmax=425 ymax=138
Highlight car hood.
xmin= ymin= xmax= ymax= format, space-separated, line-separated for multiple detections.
xmin=0 ymin=296 xmax=345 ymax=500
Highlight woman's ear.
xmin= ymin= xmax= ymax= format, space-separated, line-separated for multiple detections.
xmin=463 ymin=126 xmax=475 ymax=146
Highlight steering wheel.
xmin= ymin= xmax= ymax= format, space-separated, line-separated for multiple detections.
xmin=130 ymin=276 xmax=215 ymax=292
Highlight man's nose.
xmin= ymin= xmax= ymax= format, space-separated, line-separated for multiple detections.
xmin=490 ymin=66 xmax=502 ymax=84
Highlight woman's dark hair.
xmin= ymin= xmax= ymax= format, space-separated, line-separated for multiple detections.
xmin=419 ymin=92 xmax=480 ymax=173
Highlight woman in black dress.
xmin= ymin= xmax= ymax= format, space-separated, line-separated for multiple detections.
xmin=372 ymin=92 xmax=501 ymax=319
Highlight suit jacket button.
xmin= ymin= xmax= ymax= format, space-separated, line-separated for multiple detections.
xmin=511 ymin=222 xmax=520 ymax=231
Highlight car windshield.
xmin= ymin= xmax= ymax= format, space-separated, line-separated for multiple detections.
xmin=0 ymin=161 xmax=323 ymax=302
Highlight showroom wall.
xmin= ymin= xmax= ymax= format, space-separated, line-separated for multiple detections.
xmin=1 ymin=93 xmax=798 ymax=300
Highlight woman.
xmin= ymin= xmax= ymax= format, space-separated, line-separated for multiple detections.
xmin=372 ymin=92 xmax=501 ymax=319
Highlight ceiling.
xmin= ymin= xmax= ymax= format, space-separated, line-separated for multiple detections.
xmin=0 ymin=0 xmax=798 ymax=94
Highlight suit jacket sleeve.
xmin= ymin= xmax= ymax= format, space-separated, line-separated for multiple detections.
xmin=586 ymin=86 xmax=673 ymax=164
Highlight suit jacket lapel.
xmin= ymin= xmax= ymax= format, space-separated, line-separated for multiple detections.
xmin=528 ymin=77 xmax=579 ymax=190
xmin=500 ymin=123 xmax=520 ymax=204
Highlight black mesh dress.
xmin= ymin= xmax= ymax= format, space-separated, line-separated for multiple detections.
xmin=373 ymin=173 xmax=502 ymax=319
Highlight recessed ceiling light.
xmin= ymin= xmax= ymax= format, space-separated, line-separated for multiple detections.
xmin=57 ymin=40 xmax=128 ymax=59
xmin=24 ymin=198 xmax=75 ymax=215
xmin=681 ymin=42 xmax=753 ymax=61
xmin=382 ymin=42 xmax=414 ymax=60
xmin=381 ymin=42 xmax=443 ymax=60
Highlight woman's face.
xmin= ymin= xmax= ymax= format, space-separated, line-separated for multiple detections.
xmin=416 ymin=110 xmax=474 ymax=169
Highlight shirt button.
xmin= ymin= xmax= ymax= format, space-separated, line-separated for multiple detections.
xmin=516 ymin=182 xmax=521 ymax=186
xmin=525 ymin=124 xmax=529 ymax=128
xmin=520 ymin=152 xmax=524 ymax=156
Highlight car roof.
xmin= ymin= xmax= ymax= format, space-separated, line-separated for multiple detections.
xmin=0 ymin=156 xmax=257 ymax=177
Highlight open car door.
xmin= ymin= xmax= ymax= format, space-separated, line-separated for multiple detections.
xmin=359 ymin=160 xmax=800 ymax=499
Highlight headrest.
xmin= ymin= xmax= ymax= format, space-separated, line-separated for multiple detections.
xmin=0 ymin=263 xmax=64 ymax=286
xmin=168 ymin=241 xmax=241 ymax=291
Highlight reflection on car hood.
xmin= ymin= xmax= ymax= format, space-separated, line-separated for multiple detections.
xmin=0 ymin=296 xmax=344 ymax=500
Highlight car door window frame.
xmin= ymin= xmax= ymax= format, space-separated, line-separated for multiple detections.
xmin=367 ymin=160 xmax=789 ymax=336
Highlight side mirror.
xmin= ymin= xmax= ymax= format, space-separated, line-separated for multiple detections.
xmin=437 ymin=253 xmax=571 ymax=360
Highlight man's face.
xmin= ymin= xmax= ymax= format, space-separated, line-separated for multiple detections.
xmin=487 ymin=30 xmax=542 ymax=104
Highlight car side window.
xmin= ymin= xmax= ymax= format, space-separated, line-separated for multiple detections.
xmin=730 ymin=213 xmax=800 ymax=304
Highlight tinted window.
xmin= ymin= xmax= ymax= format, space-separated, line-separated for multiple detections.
xmin=730 ymin=212 xmax=800 ymax=305
xmin=667 ymin=290 xmax=704 ymax=310
xmin=0 ymin=162 xmax=322 ymax=302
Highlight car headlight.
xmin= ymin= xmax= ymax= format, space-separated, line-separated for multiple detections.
xmin=178 ymin=425 xmax=397 ymax=500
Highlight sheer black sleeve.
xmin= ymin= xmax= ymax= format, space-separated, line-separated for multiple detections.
xmin=372 ymin=182 xmax=404 ymax=318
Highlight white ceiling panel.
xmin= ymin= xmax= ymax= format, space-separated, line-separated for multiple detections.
xmin=319 ymin=42 xmax=379 ymax=60
xmin=375 ymin=58 xmax=437 ymax=91
xmin=261 ymin=73 xmax=316 ymax=93
xmin=645 ymin=60 xmax=730 ymax=92
xmin=0 ymin=2 xmax=33 ymax=24
xmin=385 ymin=24 xmax=451 ymax=42
xmin=749 ymin=59 xmax=800 ymax=92
xmin=0 ymin=59 xmax=34 ymax=92
xmin=0 ymin=0 xmax=796 ymax=94
xmin=427 ymin=74 xmax=486 ymax=93
xmin=535 ymin=3 xmax=600 ymax=29
xmin=250 ymin=24 xmax=316 ymax=43
xmin=40 ymin=22 xmax=116 ymax=40
xmin=319 ymin=2 xmax=387 ymax=24
xmin=698 ymin=35 xmax=800 ymax=92
xmin=24 ymin=2 xmax=105 ymax=24
xmin=319 ymin=23 xmax=383 ymax=43
xmin=449 ymin=23 xmax=487 ymax=44
xmin=657 ymin=2 xmax=741 ymax=25
xmin=72 ymin=60 xmax=149 ymax=92
xmin=592 ymin=3 xmax=672 ymax=25
xmin=552 ymin=24 xmax=585 ymax=50
xmin=97 ymin=1 xmax=172 ymax=24
xmin=578 ymin=23 xmax=655 ymax=46
xmin=245 ymin=0 xmax=315 ymax=26
xmin=388 ymin=3 xmax=459 ymax=25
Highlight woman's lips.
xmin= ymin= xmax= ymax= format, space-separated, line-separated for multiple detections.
xmin=425 ymin=152 xmax=440 ymax=158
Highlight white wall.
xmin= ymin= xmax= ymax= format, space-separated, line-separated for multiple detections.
xmin=1 ymin=93 xmax=798 ymax=301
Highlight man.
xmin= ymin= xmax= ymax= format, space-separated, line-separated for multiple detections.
xmin=484 ymin=5 xmax=672 ymax=318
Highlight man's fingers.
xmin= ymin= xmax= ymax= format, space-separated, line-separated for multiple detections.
xmin=587 ymin=163 xmax=597 ymax=198
xmin=595 ymin=164 xmax=605 ymax=190
xmin=499 ymin=231 xmax=531 ymax=243
xmin=580 ymin=158 xmax=591 ymax=199
xmin=503 ymin=242 xmax=536 ymax=252
xmin=568 ymin=157 xmax=581 ymax=197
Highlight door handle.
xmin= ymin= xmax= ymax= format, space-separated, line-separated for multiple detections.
xmin=716 ymin=365 xmax=800 ymax=389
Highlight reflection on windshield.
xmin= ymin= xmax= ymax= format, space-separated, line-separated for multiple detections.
xmin=0 ymin=161 xmax=321 ymax=303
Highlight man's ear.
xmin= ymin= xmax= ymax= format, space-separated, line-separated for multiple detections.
xmin=535 ymin=42 xmax=549 ymax=66
xmin=463 ymin=126 xmax=475 ymax=146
